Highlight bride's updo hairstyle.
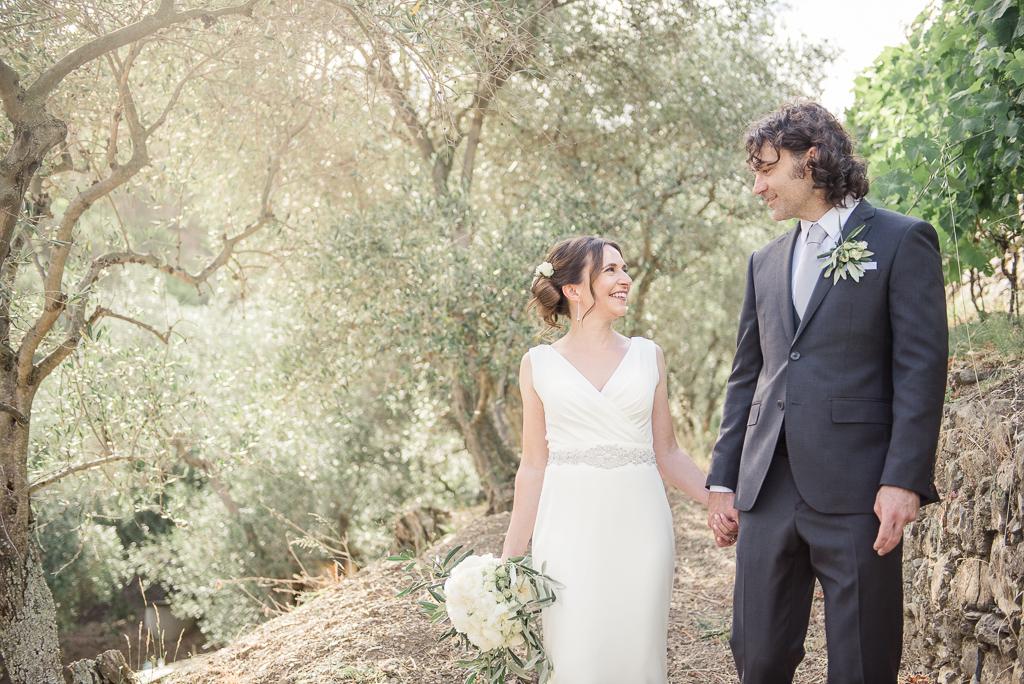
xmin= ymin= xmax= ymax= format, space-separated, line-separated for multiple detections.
xmin=529 ymin=235 xmax=623 ymax=332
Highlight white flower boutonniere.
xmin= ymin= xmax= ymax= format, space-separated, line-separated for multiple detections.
xmin=819 ymin=225 xmax=874 ymax=284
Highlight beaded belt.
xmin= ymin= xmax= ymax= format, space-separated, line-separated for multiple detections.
xmin=547 ymin=445 xmax=657 ymax=469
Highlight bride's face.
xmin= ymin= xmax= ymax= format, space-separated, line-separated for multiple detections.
xmin=573 ymin=245 xmax=632 ymax=321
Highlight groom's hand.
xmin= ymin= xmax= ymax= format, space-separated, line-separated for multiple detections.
xmin=707 ymin=491 xmax=740 ymax=547
xmin=872 ymin=485 xmax=920 ymax=556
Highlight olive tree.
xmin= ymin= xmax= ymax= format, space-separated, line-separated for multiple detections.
xmin=313 ymin=0 xmax=823 ymax=509
xmin=0 ymin=1 xmax=321 ymax=679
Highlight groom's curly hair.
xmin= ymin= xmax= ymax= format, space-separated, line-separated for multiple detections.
xmin=745 ymin=101 xmax=869 ymax=206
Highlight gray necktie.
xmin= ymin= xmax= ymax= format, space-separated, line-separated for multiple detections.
xmin=793 ymin=222 xmax=827 ymax=318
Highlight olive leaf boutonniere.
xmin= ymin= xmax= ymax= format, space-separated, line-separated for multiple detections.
xmin=819 ymin=225 xmax=874 ymax=283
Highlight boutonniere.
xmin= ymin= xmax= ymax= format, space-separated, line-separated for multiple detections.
xmin=819 ymin=225 xmax=874 ymax=283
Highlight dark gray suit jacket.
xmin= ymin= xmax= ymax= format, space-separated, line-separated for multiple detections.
xmin=707 ymin=200 xmax=948 ymax=514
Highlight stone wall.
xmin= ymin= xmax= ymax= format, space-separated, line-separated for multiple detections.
xmin=904 ymin=367 xmax=1023 ymax=683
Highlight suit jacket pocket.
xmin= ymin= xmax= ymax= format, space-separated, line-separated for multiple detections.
xmin=747 ymin=402 xmax=761 ymax=426
xmin=830 ymin=398 xmax=893 ymax=424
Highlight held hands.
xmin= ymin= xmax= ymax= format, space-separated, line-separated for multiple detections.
xmin=873 ymin=485 xmax=920 ymax=556
xmin=707 ymin=491 xmax=740 ymax=547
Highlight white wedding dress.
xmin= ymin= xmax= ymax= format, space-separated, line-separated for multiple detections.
xmin=529 ymin=336 xmax=675 ymax=684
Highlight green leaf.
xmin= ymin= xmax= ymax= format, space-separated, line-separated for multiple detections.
xmin=1006 ymin=49 xmax=1024 ymax=85
xmin=387 ymin=551 xmax=414 ymax=562
xmin=442 ymin=544 xmax=464 ymax=569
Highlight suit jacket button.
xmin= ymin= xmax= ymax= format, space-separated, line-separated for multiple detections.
xmin=789 ymin=351 xmax=801 ymax=361
xmin=777 ymin=400 xmax=784 ymax=410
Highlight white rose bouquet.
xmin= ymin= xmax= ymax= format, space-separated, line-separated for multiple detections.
xmin=392 ymin=545 xmax=559 ymax=683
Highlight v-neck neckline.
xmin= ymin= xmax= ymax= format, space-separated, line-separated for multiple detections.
xmin=546 ymin=337 xmax=635 ymax=394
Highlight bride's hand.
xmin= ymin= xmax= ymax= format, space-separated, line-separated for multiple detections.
xmin=707 ymin=491 xmax=739 ymax=547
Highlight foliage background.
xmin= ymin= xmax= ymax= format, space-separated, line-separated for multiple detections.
xmin=848 ymin=0 xmax=1024 ymax=316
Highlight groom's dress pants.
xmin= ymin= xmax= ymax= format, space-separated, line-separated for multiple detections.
xmin=731 ymin=430 xmax=903 ymax=684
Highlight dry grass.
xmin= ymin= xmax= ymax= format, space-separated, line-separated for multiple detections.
xmin=163 ymin=495 xmax=933 ymax=683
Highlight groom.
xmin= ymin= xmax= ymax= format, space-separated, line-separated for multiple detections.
xmin=705 ymin=102 xmax=948 ymax=683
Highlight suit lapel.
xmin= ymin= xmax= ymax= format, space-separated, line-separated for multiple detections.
xmin=792 ymin=200 xmax=877 ymax=345
xmin=780 ymin=225 xmax=800 ymax=342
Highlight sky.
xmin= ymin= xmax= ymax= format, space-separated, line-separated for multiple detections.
xmin=774 ymin=0 xmax=933 ymax=116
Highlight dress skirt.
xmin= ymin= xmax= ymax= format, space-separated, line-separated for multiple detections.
xmin=531 ymin=460 xmax=675 ymax=684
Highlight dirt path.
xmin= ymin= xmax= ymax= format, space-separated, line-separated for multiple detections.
xmin=164 ymin=493 xmax=929 ymax=683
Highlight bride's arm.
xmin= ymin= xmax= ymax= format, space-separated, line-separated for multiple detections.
xmin=500 ymin=353 xmax=549 ymax=560
xmin=652 ymin=344 xmax=710 ymax=506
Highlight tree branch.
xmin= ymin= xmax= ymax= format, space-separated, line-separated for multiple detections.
xmin=692 ymin=182 xmax=716 ymax=218
xmin=146 ymin=49 xmax=221 ymax=138
xmin=29 ymin=454 xmax=137 ymax=494
xmin=31 ymin=111 xmax=310 ymax=385
xmin=0 ymin=402 xmax=28 ymax=426
xmin=25 ymin=0 xmax=258 ymax=102
xmin=327 ymin=1 xmax=440 ymax=180
xmin=17 ymin=59 xmax=152 ymax=385
xmin=89 ymin=306 xmax=177 ymax=344
xmin=459 ymin=79 xmax=495 ymax=195
xmin=46 ymin=149 xmax=75 ymax=177
xmin=174 ymin=435 xmax=264 ymax=555
xmin=629 ymin=181 xmax=716 ymax=331
xmin=0 ymin=174 xmax=52 ymax=307
xmin=103 ymin=44 xmax=142 ymax=171
xmin=0 ymin=58 xmax=23 ymax=121
xmin=459 ymin=38 xmax=526 ymax=195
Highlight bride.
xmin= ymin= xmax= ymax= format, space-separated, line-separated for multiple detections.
xmin=500 ymin=235 xmax=718 ymax=683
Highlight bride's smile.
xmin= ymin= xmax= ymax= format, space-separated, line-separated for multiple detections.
xmin=574 ymin=245 xmax=632 ymax=321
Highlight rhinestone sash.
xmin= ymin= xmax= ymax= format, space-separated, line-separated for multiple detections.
xmin=547 ymin=445 xmax=657 ymax=469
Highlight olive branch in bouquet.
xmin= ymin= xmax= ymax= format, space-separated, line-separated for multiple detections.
xmin=389 ymin=544 xmax=559 ymax=683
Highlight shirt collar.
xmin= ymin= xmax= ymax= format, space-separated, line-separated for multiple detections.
xmin=800 ymin=196 xmax=860 ymax=242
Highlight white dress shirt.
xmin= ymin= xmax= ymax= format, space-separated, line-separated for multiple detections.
xmin=790 ymin=197 xmax=860 ymax=303
xmin=709 ymin=197 xmax=860 ymax=495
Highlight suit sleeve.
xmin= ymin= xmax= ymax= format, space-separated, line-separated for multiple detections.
xmin=707 ymin=253 xmax=763 ymax=490
xmin=881 ymin=221 xmax=948 ymax=504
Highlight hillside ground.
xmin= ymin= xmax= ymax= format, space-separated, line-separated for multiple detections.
xmin=162 ymin=492 xmax=931 ymax=683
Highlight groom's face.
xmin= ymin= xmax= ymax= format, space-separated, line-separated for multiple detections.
xmin=749 ymin=144 xmax=816 ymax=222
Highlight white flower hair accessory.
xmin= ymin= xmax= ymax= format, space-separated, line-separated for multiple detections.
xmin=534 ymin=261 xmax=554 ymax=278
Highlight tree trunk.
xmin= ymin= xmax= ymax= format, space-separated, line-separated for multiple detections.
xmin=0 ymin=77 xmax=71 ymax=684
xmin=0 ymin=111 xmax=66 ymax=256
xmin=0 ymin=381 xmax=66 ymax=684
xmin=0 ymin=99 xmax=66 ymax=682
xmin=968 ymin=268 xmax=986 ymax=315
xmin=492 ymin=376 xmax=522 ymax=453
xmin=68 ymin=649 xmax=138 ymax=684
xmin=451 ymin=381 xmax=517 ymax=513
xmin=0 ymin=540 xmax=64 ymax=684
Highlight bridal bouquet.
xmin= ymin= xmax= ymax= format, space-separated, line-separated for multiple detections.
xmin=391 ymin=545 xmax=559 ymax=683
